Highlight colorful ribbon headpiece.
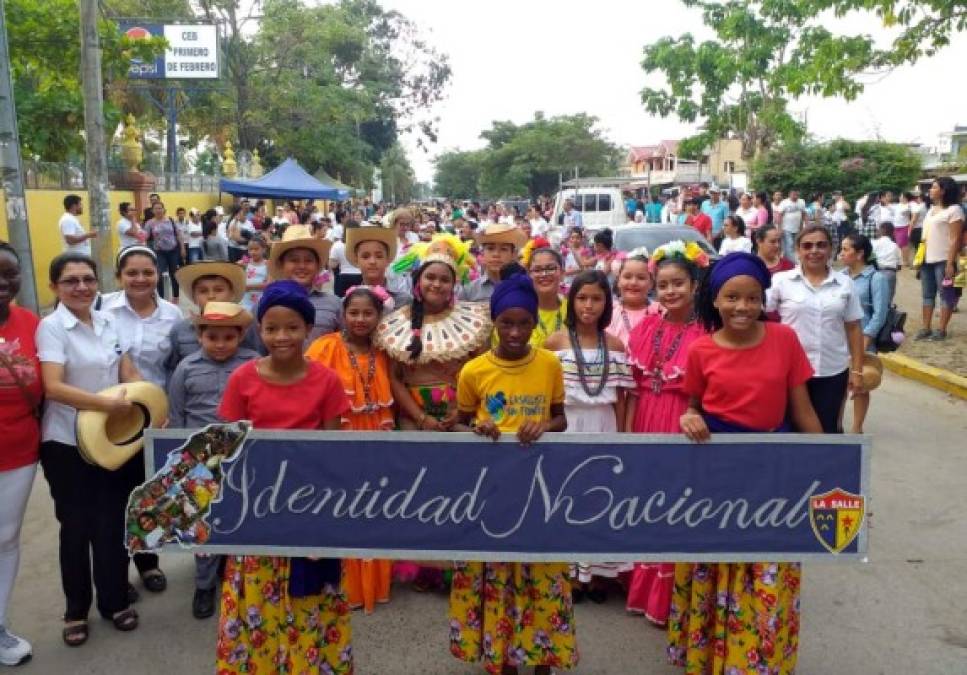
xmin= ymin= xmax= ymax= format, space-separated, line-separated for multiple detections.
xmin=344 ymin=284 xmax=395 ymax=313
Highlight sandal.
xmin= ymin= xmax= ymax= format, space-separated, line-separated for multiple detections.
xmin=140 ymin=569 xmax=167 ymax=593
xmin=62 ymin=620 xmax=88 ymax=647
xmin=111 ymin=608 xmax=139 ymax=632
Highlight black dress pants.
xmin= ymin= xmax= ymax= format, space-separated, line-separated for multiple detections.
xmin=39 ymin=441 xmax=136 ymax=621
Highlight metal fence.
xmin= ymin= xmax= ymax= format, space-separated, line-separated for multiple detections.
xmin=21 ymin=159 xmax=222 ymax=192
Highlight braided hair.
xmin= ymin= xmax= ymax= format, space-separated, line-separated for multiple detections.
xmin=406 ymin=260 xmax=455 ymax=361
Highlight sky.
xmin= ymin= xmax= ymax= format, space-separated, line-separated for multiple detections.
xmin=379 ymin=0 xmax=967 ymax=183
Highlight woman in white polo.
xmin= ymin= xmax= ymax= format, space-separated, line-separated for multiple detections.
xmin=766 ymin=225 xmax=865 ymax=433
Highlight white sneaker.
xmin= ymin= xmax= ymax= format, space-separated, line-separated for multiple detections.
xmin=0 ymin=626 xmax=31 ymax=666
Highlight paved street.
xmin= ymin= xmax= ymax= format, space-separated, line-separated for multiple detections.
xmin=7 ymin=372 xmax=966 ymax=674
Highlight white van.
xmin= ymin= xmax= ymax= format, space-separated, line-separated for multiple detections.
xmin=550 ymin=187 xmax=627 ymax=232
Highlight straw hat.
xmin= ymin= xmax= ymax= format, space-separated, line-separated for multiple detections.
xmin=345 ymin=223 xmax=398 ymax=266
xmin=860 ymin=353 xmax=883 ymax=391
xmin=77 ymin=382 xmax=169 ymax=471
xmin=192 ymin=301 xmax=253 ymax=328
xmin=268 ymin=224 xmax=332 ymax=277
xmin=476 ymin=222 xmax=527 ymax=250
xmin=175 ymin=261 xmax=246 ymax=304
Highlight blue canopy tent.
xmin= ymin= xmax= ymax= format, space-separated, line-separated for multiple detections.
xmin=219 ymin=157 xmax=351 ymax=201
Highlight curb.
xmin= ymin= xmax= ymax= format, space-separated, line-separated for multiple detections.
xmin=880 ymin=353 xmax=967 ymax=400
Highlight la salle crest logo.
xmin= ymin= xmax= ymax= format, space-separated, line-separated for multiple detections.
xmin=809 ymin=488 xmax=865 ymax=554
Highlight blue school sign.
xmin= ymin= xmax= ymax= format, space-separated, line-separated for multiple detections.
xmin=138 ymin=428 xmax=870 ymax=562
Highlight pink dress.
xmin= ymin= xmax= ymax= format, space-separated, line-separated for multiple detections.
xmin=624 ymin=314 xmax=705 ymax=625
xmin=605 ymin=302 xmax=662 ymax=347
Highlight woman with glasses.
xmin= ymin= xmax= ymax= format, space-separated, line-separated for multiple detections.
xmin=766 ymin=225 xmax=865 ymax=433
xmin=526 ymin=247 xmax=568 ymax=347
xmin=35 ymin=253 xmax=144 ymax=646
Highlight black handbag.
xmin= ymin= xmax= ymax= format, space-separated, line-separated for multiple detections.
xmin=875 ymin=304 xmax=906 ymax=353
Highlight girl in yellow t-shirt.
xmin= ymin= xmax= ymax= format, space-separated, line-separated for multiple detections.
xmin=450 ymin=274 xmax=575 ymax=675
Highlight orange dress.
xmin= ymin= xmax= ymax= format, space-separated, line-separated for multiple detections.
xmin=305 ymin=332 xmax=394 ymax=613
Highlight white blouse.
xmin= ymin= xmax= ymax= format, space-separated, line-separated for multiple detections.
xmin=36 ymin=303 xmax=126 ymax=446
xmin=766 ymin=266 xmax=864 ymax=377
xmin=555 ymin=348 xmax=634 ymax=406
xmin=100 ymin=291 xmax=182 ymax=388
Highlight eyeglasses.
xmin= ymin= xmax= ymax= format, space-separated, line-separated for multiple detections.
xmin=530 ymin=266 xmax=560 ymax=276
xmin=57 ymin=275 xmax=98 ymax=289
xmin=799 ymin=241 xmax=830 ymax=251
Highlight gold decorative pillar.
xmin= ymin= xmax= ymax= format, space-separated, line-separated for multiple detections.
xmin=221 ymin=141 xmax=238 ymax=178
xmin=250 ymin=149 xmax=263 ymax=178
xmin=119 ymin=113 xmax=143 ymax=172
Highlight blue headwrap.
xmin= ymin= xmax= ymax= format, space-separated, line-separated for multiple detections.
xmin=708 ymin=252 xmax=772 ymax=298
xmin=490 ymin=273 xmax=538 ymax=320
xmin=257 ymin=279 xmax=315 ymax=325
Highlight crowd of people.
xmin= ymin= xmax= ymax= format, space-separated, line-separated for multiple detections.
xmin=0 ymin=175 xmax=962 ymax=673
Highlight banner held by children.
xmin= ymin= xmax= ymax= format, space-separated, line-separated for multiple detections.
xmin=129 ymin=425 xmax=871 ymax=563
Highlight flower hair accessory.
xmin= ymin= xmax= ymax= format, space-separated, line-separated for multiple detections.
xmin=520 ymin=236 xmax=551 ymax=268
xmin=344 ymin=284 xmax=395 ymax=312
xmin=647 ymin=240 xmax=710 ymax=275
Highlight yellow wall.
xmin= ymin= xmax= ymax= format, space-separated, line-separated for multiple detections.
xmin=708 ymin=139 xmax=748 ymax=184
xmin=0 ymin=189 xmax=231 ymax=308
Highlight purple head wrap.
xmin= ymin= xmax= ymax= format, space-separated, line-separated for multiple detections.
xmin=708 ymin=252 xmax=771 ymax=298
xmin=489 ymin=273 xmax=538 ymax=320
xmin=257 ymin=279 xmax=315 ymax=325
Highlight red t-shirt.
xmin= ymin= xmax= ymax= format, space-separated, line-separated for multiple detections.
xmin=688 ymin=213 xmax=713 ymax=240
xmin=0 ymin=306 xmax=42 ymax=470
xmin=684 ymin=322 xmax=813 ymax=431
xmin=218 ymin=359 xmax=350 ymax=430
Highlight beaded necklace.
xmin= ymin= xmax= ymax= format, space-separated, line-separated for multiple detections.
xmin=568 ymin=325 xmax=610 ymax=397
xmin=342 ymin=331 xmax=378 ymax=413
xmin=648 ymin=317 xmax=694 ymax=394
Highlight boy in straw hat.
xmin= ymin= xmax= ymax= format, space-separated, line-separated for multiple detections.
xmin=165 ymin=261 xmax=257 ymax=377
xmin=167 ymin=302 xmax=259 ymax=620
xmin=266 ymin=223 xmax=342 ymax=344
xmin=460 ymin=222 xmax=528 ymax=302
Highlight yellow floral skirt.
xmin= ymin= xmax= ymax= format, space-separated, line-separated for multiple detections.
xmin=216 ymin=556 xmax=353 ymax=675
xmin=667 ymin=562 xmax=801 ymax=675
xmin=449 ymin=561 xmax=578 ymax=673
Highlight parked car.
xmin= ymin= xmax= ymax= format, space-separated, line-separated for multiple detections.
xmin=550 ymin=187 xmax=627 ymax=232
xmin=612 ymin=224 xmax=718 ymax=259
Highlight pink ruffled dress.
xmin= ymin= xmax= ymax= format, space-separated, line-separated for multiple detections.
xmin=624 ymin=314 xmax=705 ymax=625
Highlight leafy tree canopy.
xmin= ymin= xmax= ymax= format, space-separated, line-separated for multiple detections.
xmin=433 ymin=149 xmax=485 ymax=200
xmin=641 ymin=0 xmax=965 ymax=161
xmin=750 ymin=139 xmax=922 ymax=203
xmin=7 ymin=0 xmax=165 ymax=161
xmin=473 ymin=112 xmax=620 ymax=199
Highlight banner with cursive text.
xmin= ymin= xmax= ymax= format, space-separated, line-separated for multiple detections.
xmin=135 ymin=427 xmax=870 ymax=562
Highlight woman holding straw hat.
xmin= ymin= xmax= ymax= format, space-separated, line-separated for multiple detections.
xmin=35 ymin=253 xmax=145 ymax=646
xmin=838 ymin=232 xmax=888 ymax=432
xmin=100 ymin=246 xmax=181 ymax=595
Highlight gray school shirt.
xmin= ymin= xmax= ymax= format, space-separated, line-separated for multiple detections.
xmin=166 ymin=348 xmax=260 ymax=428
xmin=164 ymin=317 xmax=261 ymax=379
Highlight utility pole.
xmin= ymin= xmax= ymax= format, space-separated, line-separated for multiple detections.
xmin=79 ymin=0 xmax=113 ymax=289
xmin=0 ymin=0 xmax=38 ymax=311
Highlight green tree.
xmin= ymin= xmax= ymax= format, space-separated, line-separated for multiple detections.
xmin=433 ymin=149 xmax=485 ymax=200
xmin=641 ymin=1 xmax=883 ymax=160
xmin=7 ymin=0 xmax=165 ymax=161
xmin=750 ymin=139 xmax=922 ymax=203
xmin=195 ymin=0 xmax=449 ymax=183
xmin=816 ymin=0 xmax=967 ymax=64
xmin=477 ymin=112 xmax=620 ymax=199
xmin=380 ymin=143 xmax=415 ymax=204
